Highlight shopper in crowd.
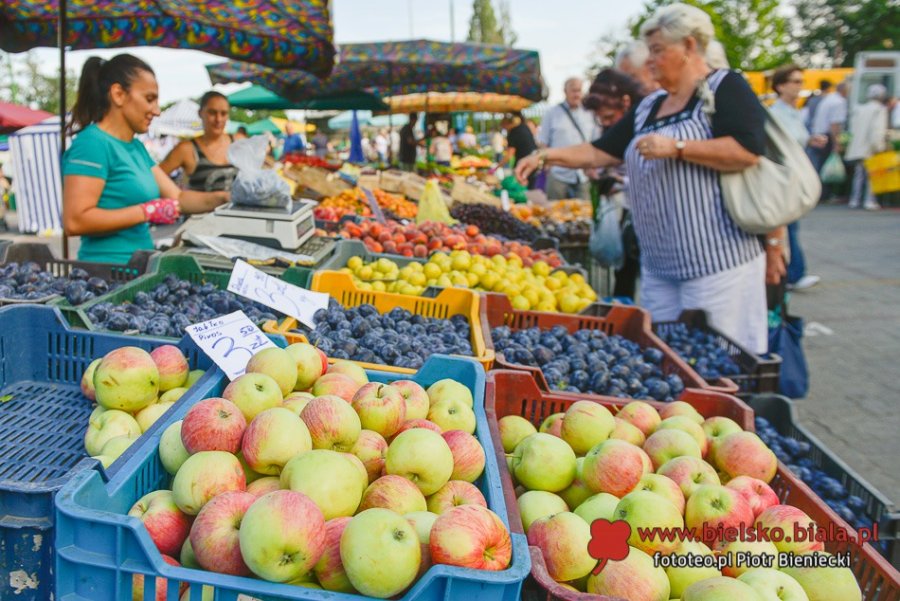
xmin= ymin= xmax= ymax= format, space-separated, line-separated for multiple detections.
xmin=62 ymin=54 xmax=228 ymax=264
xmin=809 ymin=80 xmax=849 ymax=200
xmin=491 ymin=129 xmax=506 ymax=163
xmin=429 ymin=123 xmax=454 ymax=167
xmin=459 ymin=126 xmax=478 ymax=150
xmin=281 ymin=122 xmax=306 ymax=155
xmin=311 ymin=130 xmax=330 ymax=158
xmin=374 ymin=129 xmax=390 ymax=164
xmin=233 ymin=126 xmax=249 ymax=140
xmin=803 ymin=80 xmax=832 ymax=132
xmin=516 ymin=4 xmax=780 ymax=353
xmin=159 ymin=91 xmax=238 ymax=193
xmin=538 ymin=77 xmax=601 ymax=200
xmin=769 ymin=64 xmax=824 ymax=290
xmin=845 ymin=84 xmax=889 ymax=210
xmin=501 ymin=112 xmax=538 ymax=188
xmin=399 ymin=113 xmax=419 ymax=171
xmin=615 ymin=40 xmax=659 ymax=96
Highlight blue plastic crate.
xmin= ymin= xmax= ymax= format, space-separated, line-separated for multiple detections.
xmin=54 ymin=355 xmax=530 ymax=601
xmin=0 ymin=304 xmax=219 ymax=601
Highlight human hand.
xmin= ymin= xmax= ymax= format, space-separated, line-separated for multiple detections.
xmin=765 ymin=247 xmax=787 ymax=285
xmin=141 ymin=198 xmax=180 ymax=225
xmin=809 ymin=135 xmax=828 ymax=149
xmin=515 ymin=152 xmax=542 ymax=185
xmin=635 ymin=134 xmax=677 ymax=160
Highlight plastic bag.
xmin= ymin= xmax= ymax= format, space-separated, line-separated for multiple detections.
xmin=228 ymin=135 xmax=292 ymax=208
xmin=416 ymin=180 xmax=456 ymax=225
xmin=589 ymin=196 xmax=623 ymax=269
xmin=820 ymin=152 xmax=846 ymax=185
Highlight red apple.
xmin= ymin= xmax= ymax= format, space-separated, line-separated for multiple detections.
xmin=657 ymin=416 xmax=709 ymax=458
xmin=527 ymin=511 xmax=596 ymax=582
xmin=643 ymin=429 xmax=702 ymax=470
xmin=429 ymin=505 xmax=512 ymax=571
xmin=311 ymin=373 xmax=359 ymax=402
xmin=150 ymin=345 xmax=189 ymax=392
xmin=442 ymin=430 xmax=486 ymax=483
xmin=314 ymin=517 xmax=356 ymax=593
xmin=755 ymin=504 xmax=824 ymax=554
xmin=241 ymin=407 xmax=312 ymax=475
xmin=609 ymin=417 xmax=647 ymax=446
xmin=725 ymin=476 xmax=780 ymax=518
xmin=391 ymin=380 xmax=431 ymax=421
xmin=285 ymin=342 xmax=328 ymax=391
xmin=127 ymin=490 xmax=191 ymax=557
xmin=426 ymin=480 xmax=487 ymax=514
xmin=180 ymin=397 xmax=246 ymax=454
xmin=189 ymin=491 xmax=255 ymax=576
xmin=685 ymin=484 xmax=755 ymax=544
xmin=657 ymin=456 xmax=721 ymax=499
xmin=351 ymin=430 xmax=388 ymax=483
xmin=359 ymin=475 xmax=427 ymax=514
xmin=658 ymin=401 xmax=704 ymax=424
xmin=171 ymin=451 xmax=246 ymax=515
xmin=582 ymin=439 xmax=647 ymax=497
xmin=327 ymin=360 xmax=369 ymax=387
xmin=636 ymin=472 xmax=686 ymax=514
xmin=538 ymin=412 xmax=565 ymax=438
xmin=246 ymin=476 xmax=281 ymax=498
xmin=393 ymin=418 xmax=443 ymax=438
xmin=300 ymin=395 xmax=362 ymax=452
xmin=351 ymin=383 xmax=407 ymax=438
xmin=713 ymin=432 xmax=777 ymax=484
xmin=616 ymin=401 xmax=661 ymax=436
xmin=132 ymin=554 xmax=184 ymax=601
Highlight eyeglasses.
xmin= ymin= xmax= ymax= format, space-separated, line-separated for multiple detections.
xmin=788 ymin=78 xmax=804 ymax=84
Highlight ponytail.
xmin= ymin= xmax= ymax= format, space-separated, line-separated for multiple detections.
xmin=68 ymin=54 xmax=155 ymax=135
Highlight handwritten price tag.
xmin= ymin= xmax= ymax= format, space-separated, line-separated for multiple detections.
xmin=228 ymin=259 xmax=329 ymax=329
xmin=361 ymin=187 xmax=387 ymax=224
xmin=185 ymin=311 xmax=278 ymax=380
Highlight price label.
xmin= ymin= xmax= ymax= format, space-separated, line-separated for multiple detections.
xmin=361 ymin=187 xmax=387 ymax=224
xmin=228 ymin=259 xmax=329 ymax=329
xmin=185 ymin=311 xmax=278 ymax=380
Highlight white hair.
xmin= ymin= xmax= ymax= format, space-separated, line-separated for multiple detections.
xmin=705 ymin=40 xmax=729 ymax=69
xmin=867 ymin=83 xmax=888 ymax=100
xmin=640 ymin=3 xmax=715 ymax=53
xmin=615 ymin=40 xmax=650 ymax=70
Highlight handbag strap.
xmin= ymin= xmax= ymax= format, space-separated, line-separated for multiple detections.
xmin=560 ymin=103 xmax=588 ymax=143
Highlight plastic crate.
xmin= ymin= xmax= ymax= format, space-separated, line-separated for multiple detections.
xmin=263 ymin=269 xmax=494 ymax=375
xmin=745 ymin=394 xmax=899 ymax=568
xmin=316 ymin=238 xmax=428 ymax=271
xmin=0 ymin=304 xmax=219 ymax=601
xmin=54 ymin=355 xmax=531 ymax=601
xmin=653 ymin=309 xmax=781 ymax=394
xmin=485 ymin=370 xmax=900 ymax=601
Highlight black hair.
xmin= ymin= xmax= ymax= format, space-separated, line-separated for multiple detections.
xmin=820 ymin=80 xmax=833 ymax=91
xmin=772 ymin=64 xmax=802 ymax=95
xmin=68 ymin=54 xmax=155 ymax=134
xmin=237 ymin=126 xmax=249 ymax=134
xmin=583 ymin=69 xmax=644 ymax=112
xmin=199 ymin=91 xmax=229 ymax=110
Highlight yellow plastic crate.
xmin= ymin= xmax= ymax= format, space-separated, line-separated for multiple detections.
xmin=864 ymin=151 xmax=900 ymax=173
xmin=263 ymin=270 xmax=493 ymax=375
xmin=870 ymin=170 xmax=900 ymax=194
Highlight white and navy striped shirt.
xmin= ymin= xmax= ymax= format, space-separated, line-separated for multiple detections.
xmin=594 ymin=70 xmax=765 ymax=281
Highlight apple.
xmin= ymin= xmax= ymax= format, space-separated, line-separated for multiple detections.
xmin=659 ymin=401 xmax=704 ymax=424
xmin=511 ymin=433 xmax=577 ymax=492
xmin=616 ymin=400 xmax=661 ymax=436
xmin=442 ymin=430 xmax=485 ymax=482
xmin=239 ymin=490 xmax=326 ymax=582
xmin=582 ymin=438 xmax=647 ymax=497
xmin=386 ymin=428 xmax=454 ymax=496
xmin=312 ymin=373 xmax=360 ymax=402
xmin=426 ymin=378 xmax=473 ymax=407
xmin=132 ymin=554 xmax=184 ymax=601
xmin=93 ymin=434 xmax=139 ymax=468
xmin=85 ymin=409 xmax=142 ymax=456
xmin=282 ymin=449 xmax=367 ymax=519
xmin=614 ymin=490 xmax=684 ymax=555
xmin=285 ymin=342 xmax=327 ymax=391
xmin=427 ymin=398 xmax=476 ymax=434
xmin=235 ymin=450 xmax=264 ymax=484
xmin=738 ymin=568 xmax=810 ymax=601
xmin=539 ymin=412 xmax=565 ymax=437
xmin=342 ymin=452 xmax=369 ymax=490
xmin=159 ymin=387 xmax=188 ymax=404
xmin=643 ymin=429 xmax=703 ymax=470
xmin=610 ymin=417 xmax=647 ymax=446
xmin=754 ymin=505 xmax=824 ymax=554
xmin=180 ymin=537 xmax=200 ymax=570
xmin=681 ymin=576 xmax=764 ymax=600
xmin=185 ymin=369 xmax=205 ymax=388
xmin=300 ymin=395 xmax=362 ymax=452
xmin=282 ymin=391 xmax=314 ymax=416
xmin=150 ymin=345 xmax=189 ymax=392
xmin=702 ymin=416 xmax=743 ymax=458
xmin=714 ymin=537 xmax=779 ymax=578
xmin=359 ymin=474 xmax=427 ymax=514
xmin=498 ymin=415 xmax=537 ymax=453
xmin=391 ymin=380 xmax=430 ymax=420
xmin=159 ymin=421 xmax=189 ymax=476
xmin=560 ymin=401 xmax=615 ymax=455
xmin=573 ymin=492 xmax=620 ymax=524
xmin=430 ymin=505 xmax=511 ymax=570
xmin=781 ymin=552 xmax=862 ymax=601
xmin=394 ymin=418 xmax=443 ymax=437
xmin=351 ymin=383 xmax=406 ymax=438
xmin=351 ymin=429 xmax=388 ymax=483
xmin=528 ymin=511 xmax=595 ymax=581
xmin=222 ymin=372 xmax=283 ymax=422
xmin=133 ymin=402 xmax=174 ymax=433
xmin=246 ymin=476 xmax=281 ymax=498
xmin=426 ymin=480 xmax=487 ymax=514
xmin=713 ymin=432 xmax=777 ymax=483
xmin=657 ymin=416 xmax=709 ymax=457
xmin=405 ymin=511 xmax=438 ymax=578
xmin=81 ymin=358 xmax=101 ymax=400
xmin=188 ymin=491 xmax=255 ymax=576
xmin=242 ymin=407 xmax=312 ymax=474
xmin=636 ymin=472 xmax=686 ymax=514
xmin=245 ymin=347 xmax=297 ymax=397
xmin=725 ymin=476 xmax=780 ymax=518
xmin=180 ymin=397 xmax=246 ymax=454
xmin=341 ymin=508 xmax=421 ymax=597
xmin=685 ymin=485 xmax=755 ymax=542
xmin=657 ymin=456 xmax=722 ymax=499
xmin=517 ymin=490 xmax=569 ymax=533
xmin=666 ymin=540 xmax=721 ymax=598
xmin=328 ymin=360 xmax=368 ymax=387
xmin=128 ymin=490 xmax=191 ymax=557
xmin=171 ymin=451 xmax=246 ymax=515
xmin=586 ymin=545 xmax=670 ymax=600
xmin=312 ymin=517 xmax=356 ymax=593
xmin=94 ymin=347 xmax=159 ymax=412
xmin=559 ymin=457 xmax=594 ymax=509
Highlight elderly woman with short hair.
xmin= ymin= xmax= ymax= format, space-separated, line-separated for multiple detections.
xmin=516 ymin=3 xmax=780 ymax=354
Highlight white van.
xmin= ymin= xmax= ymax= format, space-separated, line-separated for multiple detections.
xmin=850 ymin=51 xmax=899 ymax=125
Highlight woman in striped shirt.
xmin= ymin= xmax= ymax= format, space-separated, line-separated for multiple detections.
xmin=516 ymin=3 xmax=785 ymax=354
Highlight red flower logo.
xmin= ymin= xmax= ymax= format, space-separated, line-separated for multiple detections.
xmin=588 ymin=519 xmax=632 ymax=575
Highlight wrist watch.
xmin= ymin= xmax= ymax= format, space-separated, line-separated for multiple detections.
xmin=675 ymin=140 xmax=686 ymax=160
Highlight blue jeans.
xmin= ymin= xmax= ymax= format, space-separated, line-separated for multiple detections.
xmin=786 ymin=221 xmax=806 ymax=284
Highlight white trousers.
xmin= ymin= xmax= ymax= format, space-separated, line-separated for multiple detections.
xmin=640 ymin=253 xmax=768 ymax=354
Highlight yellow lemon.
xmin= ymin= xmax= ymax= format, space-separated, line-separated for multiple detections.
xmin=532 ymin=260 xmax=551 ymax=277
xmin=523 ymin=289 xmax=540 ymax=306
xmin=544 ymin=276 xmax=562 ymax=291
xmin=537 ymin=300 xmax=557 ymax=311
xmin=424 ymin=263 xmax=442 ymax=279
xmin=358 ymin=266 xmax=374 ymax=280
xmin=451 ymin=252 xmax=472 ymax=271
xmin=470 ymin=263 xmax=487 ymax=277
xmin=480 ymin=272 xmax=500 ymax=290
xmin=376 ymin=258 xmax=395 ymax=273
xmin=510 ymin=295 xmax=531 ymax=310
xmin=570 ymin=273 xmax=586 ymax=285
xmin=559 ymin=293 xmax=581 ymax=314
xmin=372 ymin=281 xmax=387 ymax=292
xmin=466 ymin=272 xmax=480 ymax=287
xmin=409 ymin=272 xmax=427 ymax=286
xmin=452 ymin=273 xmax=470 ymax=287
xmin=347 ymin=256 xmax=363 ymax=270
xmin=437 ymin=275 xmax=453 ymax=288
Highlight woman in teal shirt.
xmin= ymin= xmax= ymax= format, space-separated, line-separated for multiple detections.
xmin=62 ymin=54 xmax=229 ymax=264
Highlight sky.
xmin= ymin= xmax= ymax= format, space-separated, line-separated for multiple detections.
xmin=26 ymin=0 xmax=645 ymax=108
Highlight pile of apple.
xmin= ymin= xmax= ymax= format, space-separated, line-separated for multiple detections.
xmin=81 ymin=345 xmax=204 ymax=468
xmin=499 ymin=399 xmax=863 ymax=601
xmin=129 ymin=344 xmax=513 ymax=600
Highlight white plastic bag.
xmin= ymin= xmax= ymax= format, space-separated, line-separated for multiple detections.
xmin=228 ymin=135 xmax=291 ymax=208
xmin=589 ymin=196 xmax=624 ymax=269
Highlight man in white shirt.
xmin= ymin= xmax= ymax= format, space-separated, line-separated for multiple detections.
xmin=538 ymin=77 xmax=601 ymax=200
xmin=845 ymin=84 xmax=889 ymax=210
xmin=808 ymin=81 xmax=849 ymax=171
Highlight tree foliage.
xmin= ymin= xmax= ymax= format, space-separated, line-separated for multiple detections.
xmin=792 ymin=0 xmax=900 ymax=66
xmin=0 ymin=51 xmax=78 ymax=114
xmin=467 ymin=0 xmax=516 ymax=46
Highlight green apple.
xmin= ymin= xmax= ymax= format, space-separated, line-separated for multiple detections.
xmin=93 ymin=347 xmax=159 ymax=412
xmin=560 ymin=401 xmax=615 ymax=455
xmin=135 ymin=401 xmax=175 ymax=433
xmin=636 ymin=472 xmax=686 ymax=514
xmin=738 ymin=568 xmax=810 ymax=601
xmin=159 ymin=387 xmax=188 ymax=404
xmin=517 ymin=490 xmax=568 ymax=533
xmin=702 ymin=416 xmax=743 ymax=464
xmin=573 ymin=492 xmax=620 ymax=524
xmin=427 ymin=398 xmax=476 ymax=434
xmin=587 ymin=545 xmax=670 ymax=600
xmin=92 ymin=434 xmax=138 ymax=468
xmin=685 ymin=485 xmax=755 ymax=542
xmin=185 ymin=369 xmax=205 ymax=388
xmin=180 ymin=537 xmax=201 ymax=569
xmin=283 ymin=449 xmax=366 ymax=519
xmin=657 ymin=456 xmax=722 ymax=499
xmin=780 ymin=552 xmax=862 ymax=601
xmin=359 ymin=474 xmax=427 ymax=514
xmin=426 ymin=378 xmax=473 ymax=407
xmin=610 ymin=417 xmax=646 ymax=446
xmin=539 ymin=412 xmax=565 ymax=437
xmin=245 ymin=347 xmax=298 ymax=397
xmin=285 ymin=342 xmax=327 ymax=391
xmin=159 ymin=420 xmax=190 ymax=476
xmin=559 ymin=457 xmax=594 ymax=509
xmin=527 ymin=511 xmax=595 ymax=582
xmin=614 ymin=490 xmax=684 ymax=555
xmin=84 ymin=409 xmax=141 ymax=456
xmin=171 ymin=451 xmax=246 ymax=515
xmin=498 ymin=415 xmax=538 ymax=453
xmin=616 ymin=400 xmax=661 ymax=436
xmin=386 ymin=428 xmax=454 ymax=496
xmin=657 ymin=416 xmax=709 ymax=457
xmin=643 ymin=429 xmax=703 ymax=470
xmin=80 ymin=358 xmax=101 ymax=400
xmin=340 ymin=508 xmax=421 ymax=597
xmin=666 ymin=540 xmax=721 ymax=598
xmin=511 ymin=433 xmax=577 ymax=492
xmin=242 ymin=407 xmax=312 ymax=475
xmin=222 ymin=372 xmax=283 ymax=422
xmin=313 ymin=517 xmax=356 ymax=593
xmin=682 ymin=576 xmax=764 ymax=600
xmin=351 ymin=383 xmax=407 ymax=438
xmin=582 ymin=438 xmax=647 ymax=497
xmin=405 ymin=510 xmax=439 ymax=579
xmin=659 ymin=401 xmax=704 ymax=424
xmin=328 ymin=360 xmax=369 ymax=387
xmin=715 ymin=538 xmax=779 ymax=578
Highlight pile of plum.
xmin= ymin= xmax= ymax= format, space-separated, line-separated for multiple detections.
xmin=304 ymin=299 xmax=473 ymax=370
xmin=490 ymin=324 xmax=684 ymax=401
xmin=85 ymin=274 xmax=279 ymax=337
xmin=0 ymin=262 xmax=114 ymax=305
xmin=655 ymin=322 xmax=742 ymax=381
xmin=450 ymin=202 xmax=542 ymax=242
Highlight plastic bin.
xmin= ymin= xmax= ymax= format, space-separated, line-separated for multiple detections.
xmin=485 ymin=370 xmax=900 ymax=601
xmin=263 ymin=269 xmax=493 ymax=375
xmin=54 ymin=355 xmax=531 ymax=601
xmin=746 ymin=394 xmax=899 ymax=568
xmin=316 ymin=238 xmax=429 ymax=271
xmin=0 ymin=304 xmax=219 ymax=601
xmin=654 ymin=309 xmax=781 ymax=394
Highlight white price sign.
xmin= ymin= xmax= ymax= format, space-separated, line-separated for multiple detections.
xmin=227 ymin=259 xmax=329 ymax=329
xmin=185 ymin=311 xmax=278 ymax=380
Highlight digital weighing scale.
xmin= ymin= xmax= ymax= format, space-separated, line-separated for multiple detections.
xmin=203 ymin=199 xmax=318 ymax=251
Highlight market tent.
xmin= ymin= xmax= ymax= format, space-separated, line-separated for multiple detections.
xmin=0 ymin=102 xmax=53 ymax=133
xmin=227 ymin=85 xmax=387 ymax=111
xmin=8 ymin=117 xmax=64 ymax=234
xmin=149 ymin=99 xmax=201 ymax=138
xmin=385 ymin=92 xmax=534 ymax=114
xmin=328 ymin=111 xmax=373 ymax=130
xmin=244 ymin=118 xmax=282 ymax=136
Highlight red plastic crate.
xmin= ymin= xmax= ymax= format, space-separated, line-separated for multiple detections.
xmin=484 ymin=370 xmax=900 ymax=601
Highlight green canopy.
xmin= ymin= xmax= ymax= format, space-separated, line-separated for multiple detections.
xmin=244 ymin=118 xmax=283 ymax=136
xmin=227 ymin=84 xmax=387 ymax=111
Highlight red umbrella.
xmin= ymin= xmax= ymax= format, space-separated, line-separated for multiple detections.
xmin=0 ymin=102 xmax=53 ymax=132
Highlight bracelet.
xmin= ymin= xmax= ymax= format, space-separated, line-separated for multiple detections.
xmin=532 ymin=149 xmax=548 ymax=170
xmin=765 ymin=238 xmax=783 ymax=247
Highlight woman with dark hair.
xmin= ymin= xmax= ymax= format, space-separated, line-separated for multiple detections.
xmin=160 ymin=91 xmax=238 ymax=192
xmin=62 ymin=55 xmax=229 ymax=264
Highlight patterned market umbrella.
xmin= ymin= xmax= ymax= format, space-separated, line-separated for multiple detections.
xmin=227 ymin=84 xmax=387 ymax=111
xmin=384 ymin=92 xmax=534 ymax=114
